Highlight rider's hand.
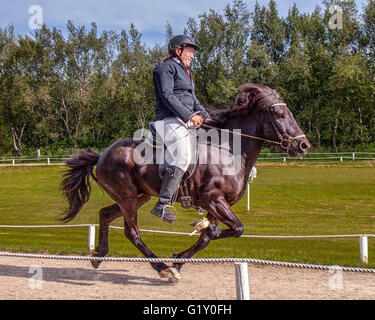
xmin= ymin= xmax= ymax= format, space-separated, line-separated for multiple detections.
xmin=190 ymin=114 xmax=203 ymax=126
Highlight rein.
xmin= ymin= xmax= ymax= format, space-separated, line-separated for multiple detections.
xmin=201 ymin=103 xmax=306 ymax=152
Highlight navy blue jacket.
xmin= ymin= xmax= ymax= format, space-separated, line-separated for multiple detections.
xmin=153 ymin=58 xmax=210 ymax=123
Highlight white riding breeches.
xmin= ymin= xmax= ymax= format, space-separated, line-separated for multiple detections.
xmin=154 ymin=117 xmax=194 ymax=172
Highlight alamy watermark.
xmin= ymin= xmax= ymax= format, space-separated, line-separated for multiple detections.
xmin=133 ymin=122 xmax=243 ymax=176
xmin=26 ymin=3 xmax=348 ymax=33
xmin=28 ymin=5 xmax=43 ymax=30
xmin=27 ymin=265 xmax=105 ymax=290
xmin=328 ymin=266 xmax=343 ymax=290
xmin=328 ymin=5 xmax=343 ymax=30
xmin=28 ymin=265 xmax=43 ymax=289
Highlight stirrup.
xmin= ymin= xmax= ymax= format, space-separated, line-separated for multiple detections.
xmin=161 ymin=205 xmax=177 ymax=223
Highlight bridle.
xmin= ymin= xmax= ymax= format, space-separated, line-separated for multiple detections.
xmin=201 ymin=103 xmax=306 ymax=152
xmin=266 ymin=103 xmax=306 ymax=151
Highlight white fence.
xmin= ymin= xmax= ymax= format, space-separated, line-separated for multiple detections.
xmin=0 ymin=156 xmax=68 ymax=166
xmin=258 ymin=152 xmax=375 ymax=162
xmin=0 ymin=152 xmax=374 ymax=166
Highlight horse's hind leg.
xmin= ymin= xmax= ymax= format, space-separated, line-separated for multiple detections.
xmin=91 ymin=194 xmax=151 ymax=269
xmin=121 ymin=199 xmax=180 ymax=283
xmin=91 ymin=203 xmax=122 ymax=269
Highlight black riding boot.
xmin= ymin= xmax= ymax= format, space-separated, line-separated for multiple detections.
xmin=151 ymin=165 xmax=185 ymax=223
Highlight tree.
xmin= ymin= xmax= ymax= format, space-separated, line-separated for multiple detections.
xmin=362 ymin=0 xmax=375 ymax=71
xmin=0 ymin=27 xmax=31 ymax=155
xmin=186 ymin=0 xmax=251 ymax=109
xmin=251 ymin=0 xmax=286 ymax=63
xmin=328 ymin=53 xmax=374 ymax=150
xmin=0 ymin=0 xmax=374 ymax=155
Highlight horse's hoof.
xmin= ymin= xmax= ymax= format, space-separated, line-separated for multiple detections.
xmin=91 ymin=258 xmax=102 ymax=269
xmin=159 ymin=267 xmax=181 ymax=284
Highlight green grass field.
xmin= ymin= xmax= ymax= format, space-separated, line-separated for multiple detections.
xmin=0 ymin=162 xmax=374 ymax=268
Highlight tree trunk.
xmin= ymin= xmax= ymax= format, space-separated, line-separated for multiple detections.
xmin=333 ymin=105 xmax=342 ymax=153
xmin=61 ymin=97 xmax=78 ymax=148
xmin=316 ymin=126 xmax=321 ymax=149
xmin=11 ymin=122 xmax=26 ymax=156
xmin=358 ymin=106 xmax=364 ymax=142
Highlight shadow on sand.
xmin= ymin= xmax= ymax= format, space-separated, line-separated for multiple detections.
xmin=0 ymin=263 xmax=172 ymax=287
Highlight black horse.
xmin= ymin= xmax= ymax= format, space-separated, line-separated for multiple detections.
xmin=61 ymin=83 xmax=310 ymax=283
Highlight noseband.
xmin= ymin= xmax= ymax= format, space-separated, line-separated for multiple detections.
xmin=267 ymin=103 xmax=306 ymax=152
xmin=201 ymin=102 xmax=306 ymax=152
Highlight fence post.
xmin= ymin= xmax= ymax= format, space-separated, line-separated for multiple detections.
xmin=47 ymin=158 xmax=50 ymax=165
xmin=88 ymin=225 xmax=96 ymax=251
xmin=235 ymin=262 xmax=250 ymax=300
xmin=360 ymin=235 xmax=368 ymax=264
xmin=352 ymin=152 xmax=355 ymax=161
xmin=247 ymin=167 xmax=257 ymax=212
xmin=12 ymin=159 xmax=15 ymax=166
xmin=247 ymin=182 xmax=250 ymax=211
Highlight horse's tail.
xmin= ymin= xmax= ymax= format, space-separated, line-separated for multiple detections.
xmin=60 ymin=149 xmax=100 ymax=222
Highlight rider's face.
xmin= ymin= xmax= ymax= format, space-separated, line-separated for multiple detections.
xmin=176 ymin=46 xmax=195 ymax=68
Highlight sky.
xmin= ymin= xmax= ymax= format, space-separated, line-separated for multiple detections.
xmin=0 ymin=0 xmax=370 ymax=47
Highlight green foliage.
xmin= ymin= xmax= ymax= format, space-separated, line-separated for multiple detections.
xmin=0 ymin=0 xmax=374 ymax=155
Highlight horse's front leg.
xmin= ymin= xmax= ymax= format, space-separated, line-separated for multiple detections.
xmin=172 ymin=215 xmax=218 ymax=272
xmin=172 ymin=195 xmax=243 ymax=273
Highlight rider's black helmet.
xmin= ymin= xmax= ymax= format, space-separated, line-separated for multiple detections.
xmin=168 ymin=35 xmax=199 ymax=54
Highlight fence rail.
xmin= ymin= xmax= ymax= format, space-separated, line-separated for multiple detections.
xmin=258 ymin=152 xmax=375 ymax=162
xmin=1 ymin=152 xmax=374 ymax=166
xmin=0 ymin=156 xmax=68 ymax=166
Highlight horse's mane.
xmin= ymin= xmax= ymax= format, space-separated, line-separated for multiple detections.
xmin=207 ymin=83 xmax=282 ymax=126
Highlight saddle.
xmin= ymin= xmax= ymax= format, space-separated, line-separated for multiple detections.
xmin=148 ymin=122 xmax=198 ymax=209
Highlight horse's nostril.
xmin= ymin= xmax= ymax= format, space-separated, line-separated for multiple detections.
xmin=301 ymin=141 xmax=310 ymax=150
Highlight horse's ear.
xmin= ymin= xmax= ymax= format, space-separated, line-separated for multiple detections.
xmin=238 ymin=83 xmax=262 ymax=94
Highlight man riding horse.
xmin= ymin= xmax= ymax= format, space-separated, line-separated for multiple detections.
xmin=60 ymin=34 xmax=310 ymax=283
xmin=151 ymin=35 xmax=211 ymax=223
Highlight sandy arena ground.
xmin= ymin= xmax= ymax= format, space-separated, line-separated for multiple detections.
xmin=0 ymin=256 xmax=374 ymax=300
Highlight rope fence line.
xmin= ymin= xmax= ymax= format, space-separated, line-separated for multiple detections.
xmin=0 ymin=224 xmax=373 ymax=266
xmin=0 ymin=251 xmax=374 ymax=274
xmin=1 ymin=223 xmax=374 ymax=239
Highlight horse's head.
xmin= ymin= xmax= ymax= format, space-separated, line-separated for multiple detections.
xmin=234 ymin=83 xmax=310 ymax=157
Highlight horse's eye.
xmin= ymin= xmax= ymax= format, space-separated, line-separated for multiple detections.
xmin=273 ymin=111 xmax=284 ymax=119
